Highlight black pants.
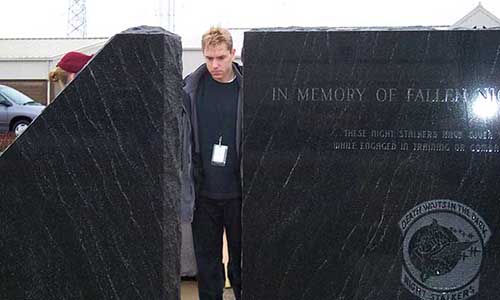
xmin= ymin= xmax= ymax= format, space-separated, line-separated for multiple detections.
xmin=192 ymin=196 xmax=242 ymax=300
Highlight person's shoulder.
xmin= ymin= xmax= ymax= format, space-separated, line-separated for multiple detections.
xmin=181 ymin=91 xmax=192 ymax=114
xmin=183 ymin=64 xmax=208 ymax=91
xmin=184 ymin=64 xmax=208 ymax=81
xmin=233 ymin=62 xmax=243 ymax=74
xmin=232 ymin=63 xmax=243 ymax=86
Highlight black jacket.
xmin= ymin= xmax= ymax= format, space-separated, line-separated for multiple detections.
xmin=182 ymin=63 xmax=243 ymax=213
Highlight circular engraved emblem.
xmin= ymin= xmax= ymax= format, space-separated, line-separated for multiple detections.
xmin=399 ymin=200 xmax=491 ymax=300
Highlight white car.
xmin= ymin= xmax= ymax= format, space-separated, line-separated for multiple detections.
xmin=0 ymin=85 xmax=45 ymax=136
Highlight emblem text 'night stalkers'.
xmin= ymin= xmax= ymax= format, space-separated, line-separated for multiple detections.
xmin=400 ymin=200 xmax=491 ymax=300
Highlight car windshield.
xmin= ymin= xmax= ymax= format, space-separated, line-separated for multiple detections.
xmin=0 ymin=85 xmax=37 ymax=105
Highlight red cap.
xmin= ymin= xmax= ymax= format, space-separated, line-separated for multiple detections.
xmin=56 ymin=51 xmax=93 ymax=73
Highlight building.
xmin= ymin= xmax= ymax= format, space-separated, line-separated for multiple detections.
xmin=452 ymin=2 xmax=500 ymax=29
xmin=0 ymin=36 xmax=215 ymax=105
xmin=0 ymin=37 xmax=106 ymax=104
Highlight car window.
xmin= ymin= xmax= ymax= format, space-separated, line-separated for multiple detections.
xmin=0 ymin=86 xmax=36 ymax=105
xmin=0 ymin=92 xmax=10 ymax=104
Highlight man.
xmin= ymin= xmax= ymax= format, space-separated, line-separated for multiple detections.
xmin=183 ymin=27 xmax=242 ymax=300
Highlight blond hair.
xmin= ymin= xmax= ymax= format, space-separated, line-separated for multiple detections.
xmin=49 ymin=67 xmax=71 ymax=85
xmin=201 ymin=27 xmax=233 ymax=51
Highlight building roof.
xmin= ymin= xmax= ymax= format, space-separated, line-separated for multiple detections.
xmin=0 ymin=37 xmax=108 ymax=60
xmin=453 ymin=3 xmax=500 ymax=28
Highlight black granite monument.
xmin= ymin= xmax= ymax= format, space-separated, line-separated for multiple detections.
xmin=0 ymin=26 xmax=183 ymax=299
xmin=243 ymin=29 xmax=500 ymax=300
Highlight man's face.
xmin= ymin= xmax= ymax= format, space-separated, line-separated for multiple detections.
xmin=203 ymin=43 xmax=236 ymax=82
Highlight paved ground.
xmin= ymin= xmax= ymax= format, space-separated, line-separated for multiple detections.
xmin=181 ymin=280 xmax=235 ymax=300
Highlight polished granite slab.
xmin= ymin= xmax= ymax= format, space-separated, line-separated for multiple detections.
xmin=0 ymin=26 xmax=183 ymax=299
xmin=242 ymin=29 xmax=500 ymax=300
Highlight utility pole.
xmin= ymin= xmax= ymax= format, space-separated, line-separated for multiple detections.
xmin=167 ymin=0 xmax=175 ymax=32
xmin=157 ymin=0 xmax=175 ymax=32
xmin=67 ymin=0 xmax=87 ymax=37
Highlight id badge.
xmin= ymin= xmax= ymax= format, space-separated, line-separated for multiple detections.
xmin=211 ymin=136 xmax=228 ymax=167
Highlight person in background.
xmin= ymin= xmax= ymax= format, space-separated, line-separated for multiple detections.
xmin=49 ymin=51 xmax=93 ymax=89
xmin=183 ymin=26 xmax=243 ymax=300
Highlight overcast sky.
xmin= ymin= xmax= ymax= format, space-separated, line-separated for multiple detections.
xmin=2 ymin=0 xmax=500 ymax=47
